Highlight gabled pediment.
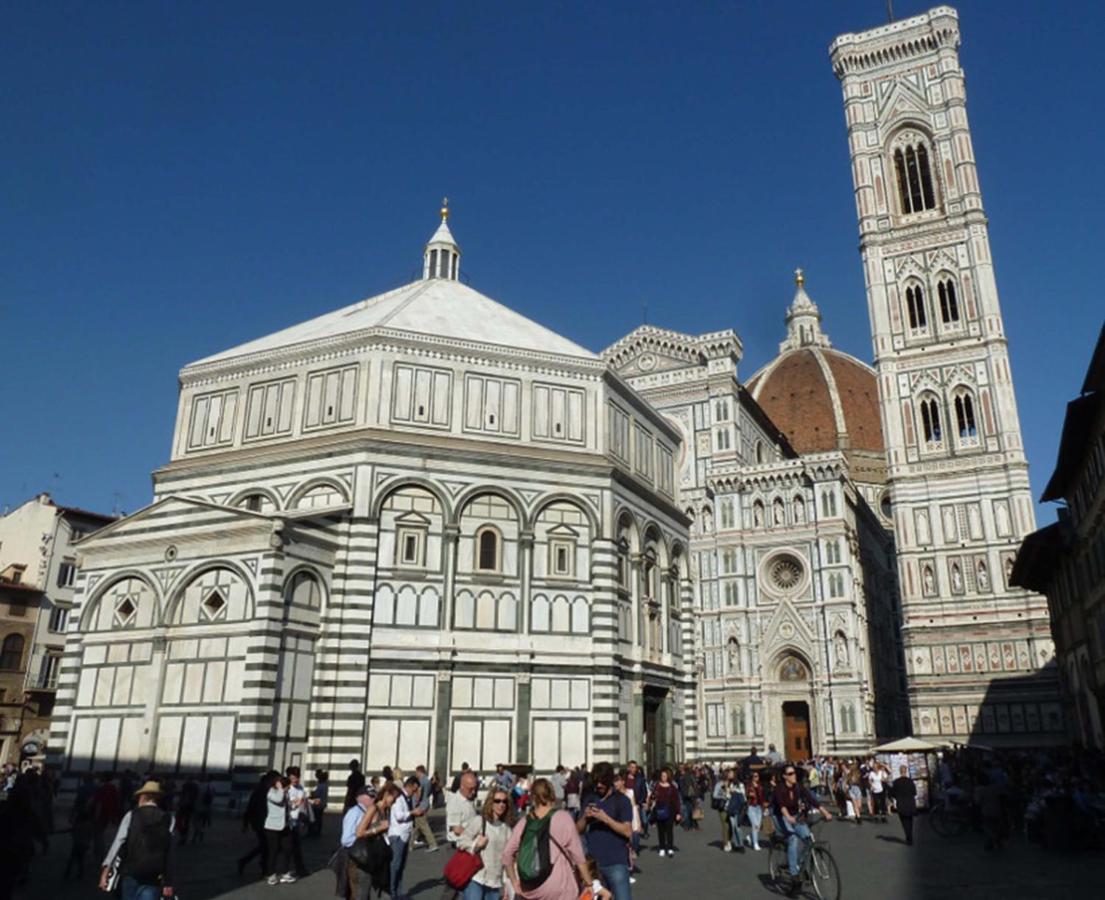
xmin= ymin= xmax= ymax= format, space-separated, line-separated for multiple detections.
xmin=76 ymin=495 xmax=276 ymax=548
xmin=761 ymin=598 xmax=817 ymax=658
xmin=877 ymin=77 xmax=931 ymax=124
xmin=603 ymin=326 xmax=706 ymax=376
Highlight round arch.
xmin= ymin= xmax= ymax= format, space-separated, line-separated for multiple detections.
xmin=452 ymin=484 xmax=526 ymax=527
xmin=369 ymin=477 xmax=452 ymax=523
xmin=768 ymin=647 xmax=815 ymax=683
xmin=612 ymin=506 xmax=642 ymax=554
xmin=640 ymin=521 xmax=670 ymax=568
xmin=281 ymin=564 xmax=330 ymax=613
xmin=287 ymin=476 xmax=351 ymax=511
xmin=78 ymin=570 xmax=161 ymax=632
xmin=228 ymin=486 xmax=282 ymax=512
xmin=162 ymin=559 xmax=257 ymax=626
xmin=526 ymin=493 xmax=600 ymax=534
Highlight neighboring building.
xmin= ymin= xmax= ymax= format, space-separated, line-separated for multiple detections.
xmin=605 ymin=272 xmax=906 ymax=759
xmin=49 ymin=210 xmax=692 ymax=790
xmin=0 ymin=493 xmax=115 ymax=763
xmin=829 ymin=5 xmax=1062 ymax=745
xmin=1014 ymin=325 xmax=1105 ymax=749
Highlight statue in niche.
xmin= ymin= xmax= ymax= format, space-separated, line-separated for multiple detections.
xmin=923 ymin=566 xmax=935 ymax=595
xmin=943 ymin=507 xmax=957 ymax=541
xmin=1004 ymin=556 xmax=1014 ymax=586
xmin=753 ymin=502 xmax=764 ymax=528
xmin=793 ymin=498 xmax=805 ymax=524
xmin=727 ymin=637 xmax=740 ymax=673
xmin=773 ymin=500 xmax=785 ymax=526
xmin=977 ymin=560 xmax=989 ymax=590
xmin=995 ymin=502 xmax=1011 ymax=536
xmin=951 ymin=563 xmax=963 ymax=593
xmin=833 ymin=633 xmax=849 ymax=672
xmin=916 ymin=509 xmax=931 ymax=545
xmin=703 ymin=508 xmax=713 ymax=534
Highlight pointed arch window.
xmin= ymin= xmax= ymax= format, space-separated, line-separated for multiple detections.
xmin=938 ymin=278 xmax=960 ymax=324
xmin=954 ymin=391 xmax=978 ymax=444
xmin=905 ymin=284 xmax=927 ymax=330
xmin=894 ymin=141 xmax=937 ymax=215
xmin=919 ymin=395 xmax=943 ymax=445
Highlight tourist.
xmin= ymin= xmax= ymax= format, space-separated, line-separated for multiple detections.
xmin=413 ymin=765 xmax=439 ymax=852
xmin=264 ymin=774 xmax=296 ymax=885
xmin=846 ymin=763 xmax=863 ymax=825
xmin=450 ymin=763 xmax=471 ymax=794
xmin=772 ymin=765 xmax=833 ymax=897
xmin=91 ymin=772 xmax=122 ymax=864
xmin=388 ymin=774 xmax=424 ymax=899
xmin=613 ymin=770 xmax=643 ymax=881
xmin=441 ymin=770 xmax=481 ymax=899
xmin=456 ymin=785 xmax=515 ymax=899
xmin=98 ymin=780 xmax=174 ymax=899
xmin=309 ymin=769 xmax=330 ymax=838
xmin=744 ymin=769 xmax=766 ymax=851
xmin=550 ymin=765 xmax=568 ymax=808
xmin=286 ymin=766 xmax=312 ymax=876
xmin=624 ymin=761 xmax=649 ymax=839
xmin=889 ymin=765 xmax=916 ymax=846
xmin=741 ymin=746 xmax=765 ymax=782
xmin=237 ymin=771 xmax=274 ymax=877
xmin=502 ymin=777 xmax=587 ymax=900
xmin=766 ymin=744 xmax=784 ymax=765
xmin=647 ymin=767 xmax=681 ymax=857
xmin=677 ymin=765 xmax=697 ymax=830
xmin=64 ymin=779 xmax=95 ymax=879
xmin=711 ymin=768 xmax=738 ymax=852
xmin=867 ymin=762 xmax=888 ymax=823
xmin=576 ymin=762 xmax=633 ymax=899
xmin=565 ymin=766 xmax=582 ymax=819
xmin=194 ymin=776 xmax=215 ymax=842
xmin=494 ymin=764 xmax=515 ymax=792
xmin=345 ymin=759 xmax=366 ymax=812
xmin=336 ymin=784 xmax=396 ymax=900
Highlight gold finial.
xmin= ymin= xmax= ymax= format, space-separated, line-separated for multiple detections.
xmin=440 ymin=196 xmax=450 ymax=222
xmin=795 ymin=267 xmax=805 ymax=287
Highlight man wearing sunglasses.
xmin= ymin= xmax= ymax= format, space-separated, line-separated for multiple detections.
xmin=772 ymin=766 xmax=832 ymax=896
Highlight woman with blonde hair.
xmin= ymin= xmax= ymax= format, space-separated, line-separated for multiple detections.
xmin=456 ymin=785 xmax=516 ymax=899
xmin=502 ymin=778 xmax=587 ymax=900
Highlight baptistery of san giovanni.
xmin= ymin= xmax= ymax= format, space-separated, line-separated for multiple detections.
xmin=49 ymin=5 xmax=1064 ymax=792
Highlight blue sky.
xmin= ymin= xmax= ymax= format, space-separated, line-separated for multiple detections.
xmin=2 ymin=1 xmax=1100 ymax=524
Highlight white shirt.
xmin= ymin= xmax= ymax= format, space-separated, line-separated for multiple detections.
xmin=288 ymin=783 xmax=308 ymax=821
xmin=388 ymin=789 xmax=415 ymax=843
xmin=445 ymin=790 xmax=478 ymax=844
xmin=867 ymin=771 xmax=884 ymax=794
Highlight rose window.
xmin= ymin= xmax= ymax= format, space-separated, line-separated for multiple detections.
xmin=768 ymin=554 xmax=804 ymax=591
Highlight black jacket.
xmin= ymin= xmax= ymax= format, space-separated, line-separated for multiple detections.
xmin=891 ymin=776 xmax=917 ymax=815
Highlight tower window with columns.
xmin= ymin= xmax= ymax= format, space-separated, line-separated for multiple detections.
xmin=423 ymin=197 xmax=460 ymax=280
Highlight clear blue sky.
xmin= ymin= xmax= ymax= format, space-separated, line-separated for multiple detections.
xmin=2 ymin=1 xmax=1100 ymax=524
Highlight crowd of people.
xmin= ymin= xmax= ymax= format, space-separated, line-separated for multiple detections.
xmin=1 ymin=741 xmax=1101 ymax=899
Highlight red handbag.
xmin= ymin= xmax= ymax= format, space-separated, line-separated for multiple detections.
xmin=443 ymin=820 xmax=485 ymax=889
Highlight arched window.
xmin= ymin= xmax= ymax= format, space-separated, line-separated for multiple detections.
xmin=905 ymin=284 xmax=927 ymax=329
xmin=476 ymin=527 xmax=500 ymax=572
xmin=236 ymin=492 xmax=275 ymax=513
xmin=893 ymin=141 xmax=936 ymax=214
xmin=954 ymin=392 xmax=978 ymax=442
xmin=755 ymin=441 xmax=765 ymax=464
xmin=919 ymin=396 xmax=942 ymax=444
xmin=0 ymin=634 xmax=25 ymax=670
xmin=938 ymin=278 xmax=960 ymax=324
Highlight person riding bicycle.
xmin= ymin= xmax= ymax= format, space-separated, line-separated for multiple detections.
xmin=771 ymin=765 xmax=833 ymax=896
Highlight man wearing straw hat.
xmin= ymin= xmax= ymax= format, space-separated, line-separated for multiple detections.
xmin=99 ymin=779 xmax=175 ymax=898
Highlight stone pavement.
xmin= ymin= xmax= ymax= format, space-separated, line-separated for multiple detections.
xmin=15 ymin=806 xmax=1099 ymax=900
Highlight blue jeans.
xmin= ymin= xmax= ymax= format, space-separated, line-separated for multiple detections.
xmin=121 ymin=877 xmax=160 ymax=900
xmin=746 ymin=804 xmax=764 ymax=848
xmin=781 ymin=819 xmax=812 ymax=876
xmin=599 ymin=862 xmax=632 ymax=900
xmin=462 ymin=881 xmax=502 ymax=900
xmin=389 ymin=835 xmax=410 ymax=897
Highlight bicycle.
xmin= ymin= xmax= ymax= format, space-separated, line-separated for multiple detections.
xmin=767 ymin=811 xmax=842 ymax=900
xmin=928 ymin=795 xmax=971 ymax=838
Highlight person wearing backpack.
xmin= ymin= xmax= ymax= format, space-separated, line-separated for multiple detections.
xmin=502 ymin=778 xmax=587 ymax=900
xmin=98 ymin=780 xmax=174 ymax=899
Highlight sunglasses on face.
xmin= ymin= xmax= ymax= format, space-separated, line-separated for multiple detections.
xmin=784 ymin=771 xmax=796 ymax=776
xmin=493 ymin=798 xmax=509 ymax=805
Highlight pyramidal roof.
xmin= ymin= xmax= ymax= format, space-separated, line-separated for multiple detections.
xmin=187 ymin=211 xmax=597 ymax=368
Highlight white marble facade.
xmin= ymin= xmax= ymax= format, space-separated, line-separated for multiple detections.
xmin=830 ymin=5 xmax=1062 ymax=744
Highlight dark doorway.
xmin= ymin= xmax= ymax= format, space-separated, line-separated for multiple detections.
xmin=643 ymin=687 xmax=666 ymax=770
xmin=783 ymin=701 xmax=811 ymax=761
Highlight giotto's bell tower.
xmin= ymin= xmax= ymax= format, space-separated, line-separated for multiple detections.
xmin=830 ymin=6 xmax=1062 ymax=743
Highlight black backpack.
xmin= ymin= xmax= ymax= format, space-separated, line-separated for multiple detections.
xmin=124 ymin=806 xmax=171 ymax=885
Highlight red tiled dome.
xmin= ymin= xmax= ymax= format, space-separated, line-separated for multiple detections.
xmin=747 ymin=347 xmax=885 ymax=456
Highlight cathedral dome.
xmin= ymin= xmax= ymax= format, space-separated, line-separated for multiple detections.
xmin=746 ymin=271 xmax=884 ymax=458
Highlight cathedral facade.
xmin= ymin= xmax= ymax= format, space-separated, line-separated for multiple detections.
xmin=47 ymin=6 xmax=1061 ymax=789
